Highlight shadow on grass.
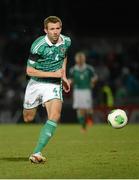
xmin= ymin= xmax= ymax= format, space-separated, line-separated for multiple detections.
xmin=0 ymin=157 xmax=28 ymax=162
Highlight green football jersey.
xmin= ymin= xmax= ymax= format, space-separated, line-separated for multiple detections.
xmin=27 ymin=34 xmax=71 ymax=83
xmin=69 ymin=64 xmax=96 ymax=89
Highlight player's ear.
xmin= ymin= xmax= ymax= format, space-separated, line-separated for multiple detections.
xmin=44 ymin=28 xmax=47 ymax=34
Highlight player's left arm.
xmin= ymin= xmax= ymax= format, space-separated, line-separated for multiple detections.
xmin=90 ymin=66 xmax=98 ymax=87
xmin=62 ymin=57 xmax=70 ymax=93
xmin=91 ymin=74 xmax=98 ymax=87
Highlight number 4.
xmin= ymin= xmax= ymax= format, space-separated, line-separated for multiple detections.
xmin=53 ymin=87 xmax=58 ymax=96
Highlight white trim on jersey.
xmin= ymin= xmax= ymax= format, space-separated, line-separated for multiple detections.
xmin=45 ymin=34 xmax=64 ymax=47
xmin=29 ymin=60 xmax=35 ymax=64
xmin=32 ymin=39 xmax=46 ymax=54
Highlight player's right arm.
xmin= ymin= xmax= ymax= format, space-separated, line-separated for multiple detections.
xmin=26 ymin=66 xmax=64 ymax=78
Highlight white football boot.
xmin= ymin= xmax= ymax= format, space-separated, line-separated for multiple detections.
xmin=29 ymin=152 xmax=46 ymax=164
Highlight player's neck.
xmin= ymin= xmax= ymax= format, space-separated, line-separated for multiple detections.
xmin=78 ymin=63 xmax=85 ymax=68
xmin=51 ymin=36 xmax=63 ymax=44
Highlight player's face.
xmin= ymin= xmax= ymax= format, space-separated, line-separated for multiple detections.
xmin=44 ymin=22 xmax=62 ymax=44
xmin=75 ymin=54 xmax=86 ymax=66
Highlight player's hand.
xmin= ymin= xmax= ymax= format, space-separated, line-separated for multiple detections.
xmin=62 ymin=77 xmax=70 ymax=93
xmin=54 ymin=69 xmax=64 ymax=78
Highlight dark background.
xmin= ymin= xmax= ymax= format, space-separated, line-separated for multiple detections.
xmin=1 ymin=0 xmax=139 ymax=36
xmin=0 ymin=0 xmax=139 ymax=123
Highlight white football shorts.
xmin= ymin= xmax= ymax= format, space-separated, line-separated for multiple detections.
xmin=23 ymin=79 xmax=63 ymax=109
xmin=73 ymin=89 xmax=93 ymax=109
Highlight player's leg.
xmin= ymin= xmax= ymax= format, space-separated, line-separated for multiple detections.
xmin=23 ymin=79 xmax=41 ymax=122
xmin=73 ymin=89 xmax=89 ymax=131
xmin=29 ymin=83 xmax=62 ymax=163
xmin=77 ymin=109 xmax=87 ymax=131
xmin=86 ymin=108 xmax=94 ymax=126
xmin=23 ymin=108 xmax=37 ymax=122
xmin=84 ymin=90 xmax=93 ymax=126
xmin=32 ymin=99 xmax=62 ymax=154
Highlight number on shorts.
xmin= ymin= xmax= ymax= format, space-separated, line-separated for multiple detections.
xmin=53 ymin=87 xmax=58 ymax=97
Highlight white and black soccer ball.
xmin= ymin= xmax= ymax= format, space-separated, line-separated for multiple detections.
xmin=107 ymin=109 xmax=128 ymax=129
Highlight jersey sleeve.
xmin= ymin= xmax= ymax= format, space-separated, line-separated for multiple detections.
xmin=64 ymin=36 xmax=71 ymax=57
xmin=88 ymin=65 xmax=97 ymax=77
xmin=66 ymin=37 xmax=71 ymax=48
xmin=27 ymin=37 xmax=43 ymax=68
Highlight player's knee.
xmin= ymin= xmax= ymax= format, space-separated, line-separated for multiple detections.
xmin=23 ymin=112 xmax=34 ymax=123
xmin=24 ymin=115 xmax=34 ymax=123
xmin=49 ymin=112 xmax=61 ymax=121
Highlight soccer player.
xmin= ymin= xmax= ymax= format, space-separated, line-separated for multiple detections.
xmin=23 ymin=16 xmax=71 ymax=163
xmin=69 ymin=51 xmax=98 ymax=132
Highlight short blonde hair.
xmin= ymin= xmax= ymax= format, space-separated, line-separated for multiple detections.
xmin=44 ymin=16 xmax=62 ymax=29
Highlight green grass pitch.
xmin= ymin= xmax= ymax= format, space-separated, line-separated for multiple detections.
xmin=0 ymin=123 xmax=139 ymax=179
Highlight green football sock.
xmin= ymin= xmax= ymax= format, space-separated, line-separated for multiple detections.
xmin=77 ymin=114 xmax=86 ymax=129
xmin=33 ymin=120 xmax=57 ymax=153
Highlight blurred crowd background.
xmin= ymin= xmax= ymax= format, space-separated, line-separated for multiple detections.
xmin=0 ymin=0 xmax=139 ymax=123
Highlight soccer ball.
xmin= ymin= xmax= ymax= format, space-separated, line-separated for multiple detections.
xmin=107 ymin=109 xmax=128 ymax=129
